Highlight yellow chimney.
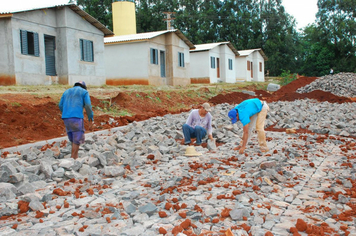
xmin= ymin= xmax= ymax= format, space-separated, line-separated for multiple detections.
xmin=112 ymin=0 xmax=137 ymax=36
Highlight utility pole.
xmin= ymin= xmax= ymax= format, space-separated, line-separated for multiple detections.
xmin=163 ymin=12 xmax=175 ymax=30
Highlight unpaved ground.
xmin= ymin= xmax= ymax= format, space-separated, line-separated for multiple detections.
xmin=0 ymin=76 xmax=353 ymax=149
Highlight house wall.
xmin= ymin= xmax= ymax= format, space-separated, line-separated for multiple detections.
xmin=190 ymin=51 xmax=210 ymax=83
xmin=190 ymin=44 xmax=236 ymax=84
xmin=236 ymin=56 xmax=250 ymax=82
xmin=105 ymin=42 xmax=150 ymax=85
xmin=165 ymin=32 xmax=191 ymax=86
xmin=236 ymin=51 xmax=265 ymax=82
xmin=218 ymin=45 xmax=236 ymax=83
xmin=0 ymin=7 xmax=106 ymax=86
xmin=105 ymin=32 xmax=191 ymax=86
xmin=0 ymin=18 xmax=16 ymax=85
xmin=252 ymin=51 xmax=265 ymax=82
xmin=208 ymin=47 xmax=221 ymax=84
xmin=53 ymin=7 xmax=106 ymax=86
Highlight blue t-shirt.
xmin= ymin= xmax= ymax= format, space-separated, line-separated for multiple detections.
xmin=59 ymin=86 xmax=93 ymax=119
xmin=235 ymin=98 xmax=262 ymax=126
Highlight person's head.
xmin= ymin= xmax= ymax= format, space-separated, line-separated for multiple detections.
xmin=74 ymin=81 xmax=87 ymax=90
xmin=228 ymin=108 xmax=238 ymax=124
xmin=201 ymin=102 xmax=211 ymax=114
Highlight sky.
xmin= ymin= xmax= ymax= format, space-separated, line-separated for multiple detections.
xmin=1 ymin=0 xmax=318 ymax=30
xmin=282 ymin=0 xmax=318 ymax=29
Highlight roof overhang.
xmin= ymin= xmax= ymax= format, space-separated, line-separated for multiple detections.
xmin=0 ymin=4 xmax=114 ymax=37
xmin=190 ymin=42 xmax=239 ymax=56
xmin=104 ymin=29 xmax=195 ymax=49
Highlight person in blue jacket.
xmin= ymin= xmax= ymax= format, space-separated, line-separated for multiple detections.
xmin=59 ymin=81 xmax=93 ymax=159
xmin=228 ymin=98 xmax=269 ymax=154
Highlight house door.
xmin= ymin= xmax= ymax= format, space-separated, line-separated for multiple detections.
xmin=44 ymin=35 xmax=56 ymax=76
xmin=250 ymin=61 xmax=253 ymax=78
xmin=216 ymin=58 xmax=220 ymax=78
xmin=160 ymin=50 xmax=166 ymax=77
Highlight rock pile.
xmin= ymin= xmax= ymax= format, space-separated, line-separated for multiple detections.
xmin=297 ymin=72 xmax=356 ymax=98
xmin=1 ymin=99 xmax=356 ymax=236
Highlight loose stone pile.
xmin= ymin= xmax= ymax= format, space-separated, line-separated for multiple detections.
xmin=1 ymin=98 xmax=356 ymax=236
xmin=297 ymin=72 xmax=356 ymax=98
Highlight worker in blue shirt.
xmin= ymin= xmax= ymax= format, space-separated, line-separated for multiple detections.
xmin=59 ymin=81 xmax=93 ymax=159
xmin=228 ymin=98 xmax=269 ymax=154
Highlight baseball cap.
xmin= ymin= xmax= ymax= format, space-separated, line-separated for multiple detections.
xmin=202 ymin=103 xmax=211 ymax=112
xmin=228 ymin=108 xmax=238 ymax=124
xmin=74 ymin=81 xmax=87 ymax=90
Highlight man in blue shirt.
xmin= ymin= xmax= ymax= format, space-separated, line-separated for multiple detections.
xmin=59 ymin=81 xmax=93 ymax=159
xmin=228 ymin=98 xmax=269 ymax=154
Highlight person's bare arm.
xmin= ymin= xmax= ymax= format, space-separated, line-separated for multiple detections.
xmin=234 ymin=123 xmax=250 ymax=154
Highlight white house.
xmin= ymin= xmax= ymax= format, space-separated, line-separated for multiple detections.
xmin=104 ymin=29 xmax=195 ymax=86
xmin=236 ymin=48 xmax=268 ymax=82
xmin=189 ymin=42 xmax=239 ymax=84
xmin=0 ymin=4 xmax=113 ymax=86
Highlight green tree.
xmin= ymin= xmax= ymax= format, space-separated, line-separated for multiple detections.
xmin=219 ymin=0 xmax=263 ymax=50
xmin=298 ymin=24 xmax=334 ymax=76
xmin=76 ymin=0 xmax=113 ymax=30
xmin=316 ymin=0 xmax=356 ymax=73
xmin=260 ymin=0 xmax=299 ymax=76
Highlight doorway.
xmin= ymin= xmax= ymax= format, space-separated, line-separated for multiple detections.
xmin=250 ymin=61 xmax=253 ymax=78
xmin=216 ymin=58 xmax=220 ymax=78
xmin=160 ymin=50 xmax=166 ymax=78
xmin=44 ymin=35 xmax=56 ymax=76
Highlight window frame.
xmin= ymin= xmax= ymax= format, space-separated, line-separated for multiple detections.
xmin=80 ymin=39 xmax=94 ymax=62
xmin=20 ymin=30 xmax=40 ymax=57
xmin=178 ymin=52 xmax=185 ymax=67
xmin=210 ymin=56 xmax=216 ymax=69
xmin=228 ymin=59 xmax=233 ymax=70
xmin=247 ymin=60 xmax=250 ymax=70
xmin=150 ymin=48 xmax=158 ymax=65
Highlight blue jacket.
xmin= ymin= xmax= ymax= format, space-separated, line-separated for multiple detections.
xmin=235 ymin=98 xmax=262 ymax=126
xmin=59 ymin=86 xmax=93 ymax=120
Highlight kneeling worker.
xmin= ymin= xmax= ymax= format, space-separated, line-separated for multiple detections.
xmin=182 ymin=103 xmax=214 ymax=145
xmin=228 ymin=98 xmax=269 ymax=154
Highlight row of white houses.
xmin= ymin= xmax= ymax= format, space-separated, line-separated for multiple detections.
xmin=0 ymin=3 xmax=268 ymax=86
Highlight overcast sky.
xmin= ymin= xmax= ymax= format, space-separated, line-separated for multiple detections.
xmin=282 ymin=0 xmax=318 ymax=29
xmin=1 ymin=0 xmax=318 ymax=29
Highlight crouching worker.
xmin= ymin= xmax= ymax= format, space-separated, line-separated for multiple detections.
xmin=228 ymin=98 xmax=269 ymax=154
xmin=182 ymin=103 xmax=214 ymax=145
xmin=59 ymin=81 xmax=94 ymax=159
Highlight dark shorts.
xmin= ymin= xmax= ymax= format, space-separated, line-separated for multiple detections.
xmin=63 ymin=118 xmax=85 ymax=145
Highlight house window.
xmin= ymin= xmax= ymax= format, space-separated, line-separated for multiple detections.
xmin=259 ymin=62 xmax=262 ymax=72
xmin=247 ymin=60 xmax=250 ymax=70
xmin=150 ymin=48 xmax=158 ymax=64
xmin=80 ymin=39 xmax=94 ymax=62
xmin=178 ymin=52 xmax=185 ymax=67
xmin=20 ymin=30 xmax=39 ymax=56
xmin=228 ymin=59 xmax=233 ymax=70
xmin=210 ymin=56 xmax=215 ymax=69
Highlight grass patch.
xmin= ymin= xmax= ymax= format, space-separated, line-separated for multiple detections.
xmin=279 ymin=70 xmax=298 ymax=86
xmin=11 ymin=102 xmax=21 ymax=107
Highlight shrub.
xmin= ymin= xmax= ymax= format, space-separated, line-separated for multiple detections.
xmin=279 ymin=70 xmax=298 ymax=86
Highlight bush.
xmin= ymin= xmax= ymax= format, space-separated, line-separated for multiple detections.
xmin=279 ymin=70 xmax=298 ymax=86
